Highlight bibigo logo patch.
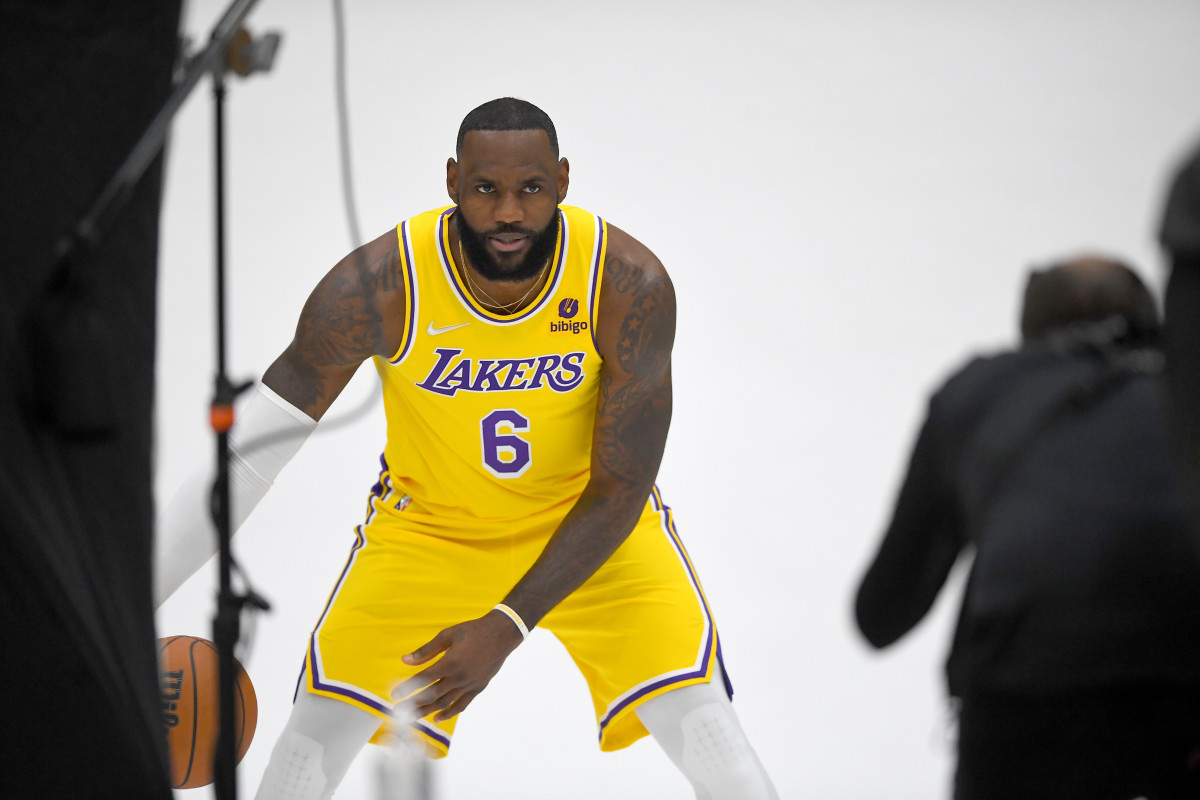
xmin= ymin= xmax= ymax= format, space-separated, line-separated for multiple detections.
xmin=552 ymin=297 xmax=588 ymax=334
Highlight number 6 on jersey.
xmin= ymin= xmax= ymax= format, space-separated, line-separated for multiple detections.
xmin=481 ymin=409 xmax=532 ymax=478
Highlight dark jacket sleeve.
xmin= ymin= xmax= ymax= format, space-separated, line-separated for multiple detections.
xmin=1160 ymin=137 xmax=1200 ymax=259
xmin=855 ymin=391 xmax=966 ymax=649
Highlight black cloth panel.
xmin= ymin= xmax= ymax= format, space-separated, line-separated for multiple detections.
xmin=0 ymin=2 xmax=182 ymax=795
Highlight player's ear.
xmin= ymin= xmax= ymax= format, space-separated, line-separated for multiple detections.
xmin=556 ymin=157 xmax=569 ymax=203
xmin=446 ymin=157 xmax=459 ymax=204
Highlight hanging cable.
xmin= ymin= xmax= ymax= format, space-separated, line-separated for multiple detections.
xmin=332 ymin=0 xmax=363 ymax=250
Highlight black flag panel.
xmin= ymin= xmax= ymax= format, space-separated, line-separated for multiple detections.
xmin=0 ymin=3 xmax=183 ymax=796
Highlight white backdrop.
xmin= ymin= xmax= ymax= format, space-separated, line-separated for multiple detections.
xmin=153 ymin=1 xmax=1200 ymax=798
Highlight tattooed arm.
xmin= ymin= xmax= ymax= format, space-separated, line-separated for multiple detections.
xmin=399 ymin=224 xmax=675 ymax=721
xmin=499 ymin=224 xmax=675 ymax=623
xmin=154 ymin=230 xmax=406 ymax=605
xmin=263 ymin=229 xmax=408 ymax=420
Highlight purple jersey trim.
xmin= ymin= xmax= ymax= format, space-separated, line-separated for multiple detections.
xmin=389 ymin=220 xmax=419 ymax=364
xmin=437 ymin=207 xmax=568 ymax=324
xmin=588 ymin=216 xmax=606 ymax=352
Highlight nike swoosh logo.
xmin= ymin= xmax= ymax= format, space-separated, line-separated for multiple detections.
xmin=427 ymin=321 xmax=470 ymax=336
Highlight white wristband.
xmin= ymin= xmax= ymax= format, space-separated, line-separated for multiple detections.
xmin=493 ymin=603 xmax=529 ymax=640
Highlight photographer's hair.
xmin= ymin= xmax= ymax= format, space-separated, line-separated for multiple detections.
xmin=457 ymin=98 xmax=558 ymax=157
xmin=1020 ymin=256 xmax=1160 ymax=344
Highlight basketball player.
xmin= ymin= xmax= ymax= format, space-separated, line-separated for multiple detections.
xmin=157 ymin=98 xmax=777 ymax=799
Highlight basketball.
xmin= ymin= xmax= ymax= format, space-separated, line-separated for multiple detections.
xmin=158 ymin=635 xmax=258 ymax=789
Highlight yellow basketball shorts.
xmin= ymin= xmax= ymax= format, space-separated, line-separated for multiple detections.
xmin=297 ymin=481 xmax=727 ymax=756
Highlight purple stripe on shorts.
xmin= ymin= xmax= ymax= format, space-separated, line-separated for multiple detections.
xmin=596 ymin=486 xmax=719 ymax=737
xmin=363 ymin=454 xmax=388 ymax=522
xmin=307 ymin=644 xmax=391 ymax=715
xmin=368 ymin=453 xmax=387 ymax=502
xmin=716 ymin=637 xmax=733 ymax=699
xmin=304 ymin=460 xmax=388 ymax=713
xmin=296 ymin=651 xmax=454 ymax=748
xmin=414 ymin=720 xmax=452 ymax=748
xmin=305 ymin=521 xmax=370 ymax=680
xmin=597 ymin=630 xmax=715 ymax=740
xmin=292 ymin=657 xmax=307 ymax=704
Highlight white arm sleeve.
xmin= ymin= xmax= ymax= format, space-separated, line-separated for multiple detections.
xmin=154 ymin=382 xmax=317 ymax=607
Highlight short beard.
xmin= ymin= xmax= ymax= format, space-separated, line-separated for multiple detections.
xmin=456 ymin=211 xmax=560 ymax=283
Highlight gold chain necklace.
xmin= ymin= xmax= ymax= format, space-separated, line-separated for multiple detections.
xmin=458 ymin=240 xmax=550 ymax=315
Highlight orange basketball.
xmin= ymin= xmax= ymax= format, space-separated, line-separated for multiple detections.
xmin=158 ymin=635 xmax=258 ymax=789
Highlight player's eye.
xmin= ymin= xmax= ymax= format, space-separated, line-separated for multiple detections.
xmin=523 ymin=185 xmax=541 ymax=194
xmin=476 ymin=184 xmax=494 ymax=194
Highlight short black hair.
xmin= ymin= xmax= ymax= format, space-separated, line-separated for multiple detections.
xmin=1020 ymin=256 xmax=1160 ymax=342
xmin=456 ymin=98 xmax=558 ymax=157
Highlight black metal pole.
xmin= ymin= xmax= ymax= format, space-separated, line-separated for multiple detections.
xmin=211 ymin=67 xmax=240 ymax=800
xmin=209 ymin=43 xmax=272 ymax=800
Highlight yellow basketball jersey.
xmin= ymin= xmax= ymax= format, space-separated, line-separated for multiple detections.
xmin=371 ymin=204 xmax=607 ymax=531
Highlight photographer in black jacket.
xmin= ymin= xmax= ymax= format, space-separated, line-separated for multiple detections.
xmin=855 ymin=256 xmax=1200 ymax=800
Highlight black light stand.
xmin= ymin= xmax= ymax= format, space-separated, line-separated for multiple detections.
xmin=44 ymin=2 xmax=279 ymax=798
xmin=205 ymin=12 xmax=280 ymax=800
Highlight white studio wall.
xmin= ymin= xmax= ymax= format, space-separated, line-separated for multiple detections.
xmin=154 ymin=1 xmax=1200 ymax=797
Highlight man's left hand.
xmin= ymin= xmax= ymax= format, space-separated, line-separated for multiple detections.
xmin=396 ymin=609 xmax=524 ymax=722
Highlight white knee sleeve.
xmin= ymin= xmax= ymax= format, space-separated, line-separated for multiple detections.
xmin=636 ymin=666 xmax=778 ymax=800
xmin=154 ymin=382 xmax=316 ymax=606
xmin=256 ymin=692 xmax=383 ymax=800
xmin=256 ymin=731 xmax=330 ymax=800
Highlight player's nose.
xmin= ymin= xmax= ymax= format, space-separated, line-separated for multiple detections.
xmin=493 ymin=190 xmax=523 ymax=225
